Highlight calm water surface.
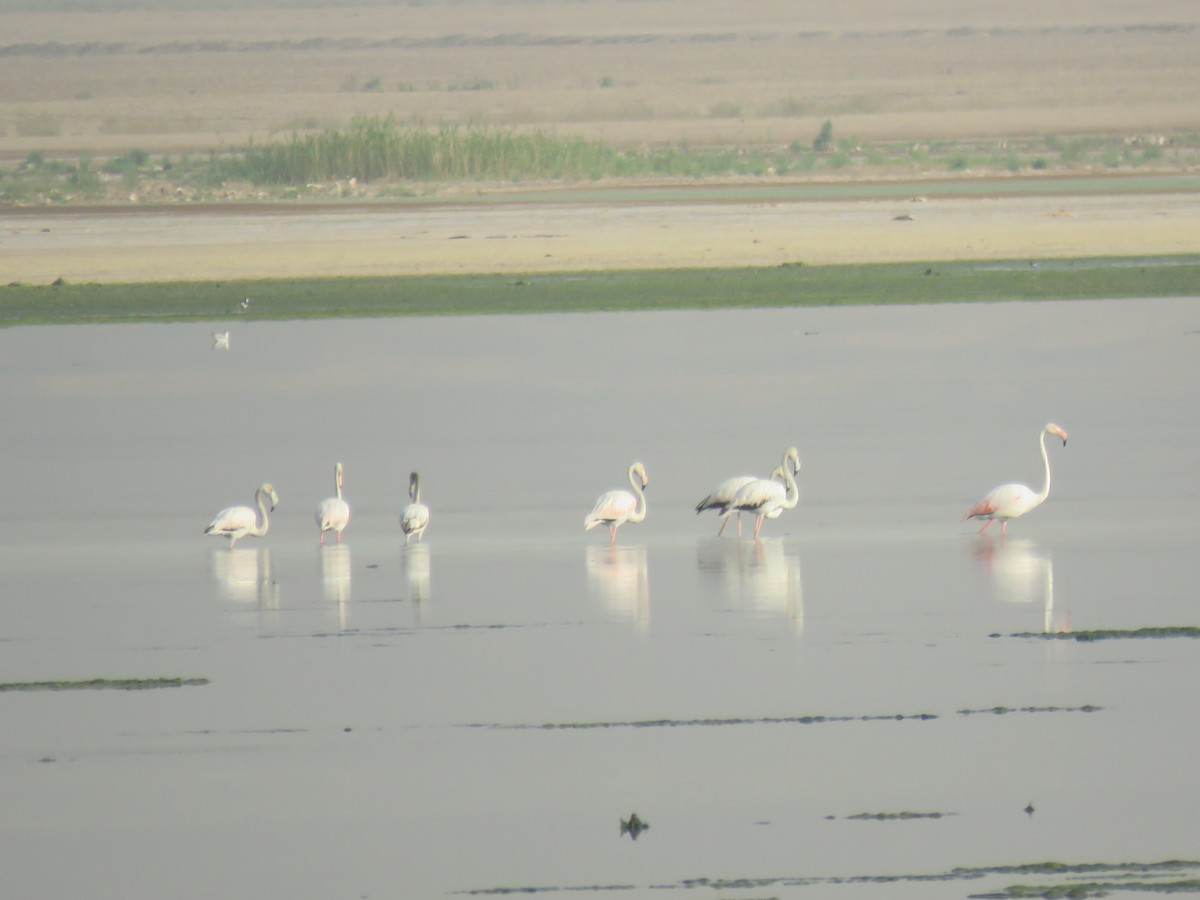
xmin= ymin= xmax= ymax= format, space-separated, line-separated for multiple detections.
xmin=2 ymin=299 xmax=1199 ymax=899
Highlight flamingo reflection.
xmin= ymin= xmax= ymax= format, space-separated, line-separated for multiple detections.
xmin=972 ymin=537 xmax=1068 ymax=633
xmin=321 ymin=544 xmax=352 ymax=628
xmin=211 ymin=547 xmax=279 ymax=607
xmin=698 ymin=538 xmax=804 ymax=633
xmin=403 ymin=543 xmax=431 ymax=605
xmin=585 ymin=544 xmax=650 ymax=629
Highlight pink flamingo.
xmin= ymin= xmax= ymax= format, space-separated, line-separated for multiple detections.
xmin=401 ymin=471 xmax=430 ymax=544
xmin=585 ymin=462 xmax=649 ymax=545
xmin=205 ymin=483 xmax=279 ymax=549
xmin=695 ymin=446 xmax=800 ymax=537
xmin=964 ymin=423 xmax=1068 ymax=537
xmin=315 ymin=462 xmax=350 ymax=544
xmin=720 ymin=449 xmax=800 ymax=540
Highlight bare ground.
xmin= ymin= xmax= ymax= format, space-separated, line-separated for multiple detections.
xmin=1 ymin=0 xmax=1198 ymax=281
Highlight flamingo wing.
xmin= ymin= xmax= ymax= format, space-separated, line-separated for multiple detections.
xmin=695 ymin=476 xmax=756 ymax=513
xmin=585 ymin=490 xmax=636 ymax=529
xmin=726 ymin=479 xmax=785 ymax=515
xmin=401 ymin=502 xmax=430 ymax=535
xmin=966 ymin=483 xmax=1039 ymax=520
xmin=206 ymin=504 xmax=256 ymax=537
xmin=317 ymin=497 xmax=351 ymax=532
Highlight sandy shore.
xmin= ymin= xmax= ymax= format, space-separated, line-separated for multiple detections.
xmin=2 ymin=190 xmax=1198 ymax=284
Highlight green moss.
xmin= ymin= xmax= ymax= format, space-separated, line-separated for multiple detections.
xmin=3 ymin=255 xmax=1198 ymax=328
xmin=1008 ymin=627 xmax=1200 ymax=642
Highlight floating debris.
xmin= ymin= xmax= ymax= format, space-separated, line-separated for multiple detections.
xmin=620 ymin=812 xmax=649 ymax=840
xmin=0 ymin=677 xmax=209 ymax=692
xmin=467 ymin=712 xmax=938 ymax=731
xmin=1024 ymin=802 xmax=1035 ymax=817
xmin=957 ymin=705 xmax=1102 ymax=716
xmin=1003 ymin=626 xmax=1200 ymax=642
xmin=845 ymin=811 xmax=950 ymax=821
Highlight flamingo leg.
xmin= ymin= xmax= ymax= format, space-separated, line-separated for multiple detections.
xmin=736 ymin=514 xmax=743 ymax=538
xmin=320 ymin=532 xmax=326 ymax=545
xmin=976 ymin=519 xmax=994 ymax=535
xmin=336 ymin=532 xmax=342 ymax=544
xmin=753 ymin=515 xmax=765 ymax=540
xmin=1000 ymin=521 xmax=1009 ymax=539
xmin=609 ymin=524 xmax=618 ymax=546
xmin=716 ymin=516 xmax=729 ymax=537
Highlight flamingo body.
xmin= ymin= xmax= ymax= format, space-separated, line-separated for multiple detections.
xmin=585 ymin=462 xmax=649 ymax=545
xmin=401 ymin=471 xmax=430 ymax=544
xmin=205 ymin=483 xmax=278 ymax=549
xmin=698 ymin=447 xmax=800 ymax=537
xmin=718 ymin=448 xmax=800 ymax=539
xmin=965 ymin=423 xmax=1067 ymax=537
xmin=315 ymin=462 xmax=350 ymax=544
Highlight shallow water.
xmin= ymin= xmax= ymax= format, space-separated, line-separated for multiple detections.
xmin=2 ymin=299 xmax=1199 ymax=899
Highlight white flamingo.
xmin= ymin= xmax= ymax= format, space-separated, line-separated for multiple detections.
xmin=696 ymin=447 xmax=800 ymax=537
xmin=964 ymin=423 xmax=1068 ymax=537
xmin=205 ymin=483 xmax=279 ymax=549
xmin=585 ymin=461 xmax=649 ymax=545
xmin=315 ymin=462 xmax=350 ymax=544
xmin=720 ymin=448 xmax=800 ymax=540
xmin=401 ymin=471 xmax=430 ymax=544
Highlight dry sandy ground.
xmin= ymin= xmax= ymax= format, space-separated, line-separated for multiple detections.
xmin=1 ymin=0 xmax=1198 ymax=281
xmin=3 ymin=191 xmax=1199 ymax=284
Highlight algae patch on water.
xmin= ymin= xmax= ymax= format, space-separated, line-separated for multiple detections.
xmin=1002 ymin=626 xmax=1200 ymax=642
xmin=0 ymin=677 xmax=209 ymax=692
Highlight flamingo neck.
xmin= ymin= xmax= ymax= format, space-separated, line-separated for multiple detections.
xmin=627 ymin=466 xmax=647 ymax=524
xmin=780 ymin=461 xmax=799 ymax=509
xmin=253 ymin=491 xmax=271 ymax=536
xmin=411 ymin=476 xmax=421 ymax=505
xmin=1036 ymin=429 xmax=1053 ymax=504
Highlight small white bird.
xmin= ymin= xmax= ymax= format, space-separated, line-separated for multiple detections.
xmin=205 ymin=483 xmax=279 ymax=549
xmin=401 ymin=471 xmax=430 ymax=544
xmin=211 ymin=331 xmax=230 ymax=350
xmin=696 ymin=446 xmax=800 ymax=537
xmin=964 ymin=423 xmax=1068 ymax=538
xmin=585 ymin=461 xmax=649 ymax=546
xmin=239 ymin=297 xmax=250 ymax=311
xmin=720 ymin=448 xmax=801 ymax=540
xmin=315 ymin=462 xmax=350 ymax=544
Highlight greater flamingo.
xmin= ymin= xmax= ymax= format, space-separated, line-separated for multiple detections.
xmin=720 ymin=448 xmax=800 ymax=540
xmin=315 ymin=462 xmax=350 ymax=544
xmin=964 ymin=423 xmax=1068 ymax=537
xmin=696 ymin=447 xmax=800 ymax=537
xmin=205 ymin=483 xmax=279 ymax=549
xmin=585 ymin=461 xmax=649 ymax=545
xmin=401 ymin=471 xmax=430 ymax=544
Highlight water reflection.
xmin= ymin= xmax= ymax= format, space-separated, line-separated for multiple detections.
xmin=321 ymin=544 xmax=352 ymax=628
xmin=210 ymin=547 xmax=278 ymax=607
xmin=585 ymin=544 xmax=650 ymax=629
xmin=972 ymin=537 xmax=1068 ymax=633
xmin=402 ymin=543 xmax=431 ymax=604
xmin=697 ymin=538 xmax=804 ymax=633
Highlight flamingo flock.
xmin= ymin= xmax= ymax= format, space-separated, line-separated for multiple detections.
xmin=204 ymin=423 xmax=1069 ymax=549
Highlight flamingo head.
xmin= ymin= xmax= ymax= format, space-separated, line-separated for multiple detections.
xmin=784 ymin=447 xmax=801 ymax=474
xmin=1045 ymin=423 xmax=1068 ymax=446
xmin=258 ymin=483 xmax=279 ymax=511
xmin=335 ymin=462 xmax=344 ymax=488
xmin=631 ymin=462 xmax=649 ymax=490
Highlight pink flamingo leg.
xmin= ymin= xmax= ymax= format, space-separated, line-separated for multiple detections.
xmin=717 ymin=516 xmax=729 ymax=537
xmin=609 ymin=524 xmax=618 ymax=546
xmin=976 ymin=519 xmax=994 ymax=535
xmin=753 ymin=515 xmax=765 ymax=540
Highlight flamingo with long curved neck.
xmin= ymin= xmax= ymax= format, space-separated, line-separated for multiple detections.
xmin=697 ymin=446 xmax=800 ymax=537
xmin=401 ymin=471 xmax=430 ymax=544
xmin=721 ymin=450 xmax=800 ymax=540
xmin=965 ymin=423 xmax=1068 ymax=537
xmin=205 ymin=483 xmax=279 ymax=549
xmin=585 ymin=462 xmax=649 ymax=545
xmin=316 ymin=462 xmax=350 ymax=544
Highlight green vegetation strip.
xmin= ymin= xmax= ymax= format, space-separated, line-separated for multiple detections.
xmin=958 ymin=705 xmax=1102 ymax=715
xmin=469 ymin=712 xmax=937 ymax=730
xmin=4 ymin=255 xmax=1198 ymax=327
xmin=0 ymin=677 xmax=209 ymax=692
xmin=1004 ymin=627 xmax=1200 ymax=642
xmin=846 ymin=811 xmax=949 ymax=821
xmin=463 ymin=860 xmax=1200 ymax=896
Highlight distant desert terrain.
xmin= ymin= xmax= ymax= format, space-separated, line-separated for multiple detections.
xmin=1 ymin=0 xmax=1198 ymax=282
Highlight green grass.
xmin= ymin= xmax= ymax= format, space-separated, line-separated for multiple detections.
xmin=2 ymin=255 xmax=1197 ymax=327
